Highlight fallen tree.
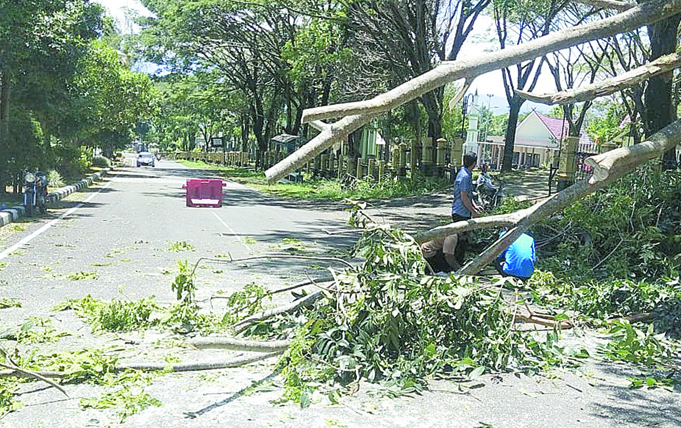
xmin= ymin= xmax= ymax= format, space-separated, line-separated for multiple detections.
xmin=265 ymin=0 xmax=681 ymax=184
xmin=412 ymin=118 xmax=681 ymax=275
xmin=0 ymin=351 xmax=284 ymax=378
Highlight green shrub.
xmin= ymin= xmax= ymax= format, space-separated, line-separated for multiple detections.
xmin=538 ymin=165 xmax=681 ymax=282
xmin=91 ymin=156 xmax=111 ymax=168
xmin=55 ymin=145 xmax=90 ymax=179
xmin=46 ymin=170 xmax=65 ymax=188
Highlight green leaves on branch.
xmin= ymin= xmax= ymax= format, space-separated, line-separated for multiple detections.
xmin=539 ymin=166 xmax=681 ymax=282
xmin=279 ymin=228 xmax=543 ymax=402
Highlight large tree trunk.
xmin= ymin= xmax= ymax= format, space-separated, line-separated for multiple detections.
xmin=189 ymin=131 xmax=196 ymax=151
xmin=502 ymin=97 xmax=524 ymax=171
xmin=422 ymin=87 xmax=443 ymax=139
xmin=347 ymin=128 xmax=362 ymax=164
xmin=410 ymin=99 xmax=421 ymax=148
xmin=240 ymin=113 xmax=250 ymax=153
xmin=251 ymin=99 xmax=267 ymax=170
xmin=644 ymin=13 xmax=681 ymax=169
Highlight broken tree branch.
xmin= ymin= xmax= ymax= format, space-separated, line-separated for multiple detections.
xmin=514 ymin=314 xmax=574 ymax=329
xmin=448 ymin=117 xmax=681 ymax=275
xmin=414 ymin=211 xmax=524 ymax=243
xmin=225 ymin=254 xmax=355 ymax=269
xmin=586 ymin=119 xmax=681 ymax=183
xmin=616 ymin=312 xmax=654 ymax=323
xmin=0 ymin=353 xmax=284 ymax=378
xmin=208 ymin=277 xmax=333 ymax=308
xmin=265 ymin=0 xmax=681 ymax=183
xmin=188 ymin=337 xmax=291 ymax=352
xmin=232 ymin=289 xmax=326 ymax=335
xmin=0 ymin=352 xmax=284 ymax=378
xmin=309 ymin=120 xmax=330 ymax=132
xmin=118 ymin=352 xmax=283 ymax=372
xmin=0 ymin=362 xmax=69 ymax=396
xmin=572 ymin=0 xmax=635 ymax=12
xmin=516 ymin=53 xmax=681 ymax=105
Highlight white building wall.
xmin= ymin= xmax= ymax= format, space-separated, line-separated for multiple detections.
xmin=515 ymin=114 xmax=560 ymax=150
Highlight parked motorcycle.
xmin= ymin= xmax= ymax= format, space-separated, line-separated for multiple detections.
xmin=474 ymin=170 xmax=503 ymax=212
xmin=22 ymin=171 xmax=48 ymax=216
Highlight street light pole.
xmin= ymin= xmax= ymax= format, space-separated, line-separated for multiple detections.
xmin=482 ymin=94 xmax=493 ymax=142
xmin=461 ymin=94 xmax=470 ymax=140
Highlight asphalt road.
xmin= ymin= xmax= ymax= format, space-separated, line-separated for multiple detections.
xmin=0 ymin=158 xmax=680 ymax=428
xmin=0 ymin=157 xmax=357 ymax=309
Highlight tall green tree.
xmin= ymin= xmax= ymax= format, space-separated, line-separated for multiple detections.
xmin=139 ymin=0 xmax=348 ymax=168
xmin=65 ymin=40 xmax=157 ymax=153
xmin=345 ymin=0 xmax=491 ymax=139
xmin=0 ymin=0 xmax=103 ymax=191
xmin=494 ymin=0 xmax=568 ymax=172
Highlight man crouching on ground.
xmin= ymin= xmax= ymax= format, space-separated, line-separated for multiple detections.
xmin=421 ymin=235 xmax=460 ymax=273
xmin=494 ymin=230 xmax=536 ymax=281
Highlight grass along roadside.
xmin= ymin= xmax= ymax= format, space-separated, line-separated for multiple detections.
xmin=175 ymin=159 xmax=451 ymax=201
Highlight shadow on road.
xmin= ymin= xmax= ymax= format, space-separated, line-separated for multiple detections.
xmin=185 ymin=368 xmax=281 ymax=420
xmin=588 ymin=361 xmax=681 ymax=426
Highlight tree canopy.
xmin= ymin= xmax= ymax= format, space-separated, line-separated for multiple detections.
xmin=0 ymin=0 xmax=158 ymax=188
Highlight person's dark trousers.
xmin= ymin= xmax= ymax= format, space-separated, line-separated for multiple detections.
xmin=493 ymin=253 xmax=505 ymax=276
xmin=425 ymin=250 xmax=452 ymax=274
xmin=451 ymin=213 xmax=470 ymax=264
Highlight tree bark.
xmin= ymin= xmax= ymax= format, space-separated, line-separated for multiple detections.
xmin=266 ymin=0 xmax=681 ymax=184
xmin=240 ymin=113 xmax=250 ymax=153
xmin=502 ymin=98 xmax=524 ymax=171
xmin=644 ymin=12 xmax=681 ymax=169
xmin=188 ymin=337 xmax=291 ymax=352
xmin=573 ymin=0 xmax=635 ymax=11
xmin=0 ymin=68 xmax=9 ymax=195
xmin=414 ymin=213 xmax=520 ymax=243
xmin=232 ymin=290 xmax=324 ymax=335
xmin=0 ymin=352 xmax=284 ymax=378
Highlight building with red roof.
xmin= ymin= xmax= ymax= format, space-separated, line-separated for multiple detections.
xmin=477 ymin=110 xmax=596 ymax=169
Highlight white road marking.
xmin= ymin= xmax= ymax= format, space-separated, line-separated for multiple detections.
xmin=212 ymin=212 xmax=252 ymax=252
xmin=0 ymin=180 xmax=114 ymax=261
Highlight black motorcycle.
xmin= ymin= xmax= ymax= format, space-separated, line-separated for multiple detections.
xmin=474 ymin=172 xmax=504 ymax=212
xmin=22 ymin=171 xmax=48 ymax=216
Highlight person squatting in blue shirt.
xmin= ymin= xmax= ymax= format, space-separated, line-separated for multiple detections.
xmin=493 ymin=229 xmax=536 ymax=281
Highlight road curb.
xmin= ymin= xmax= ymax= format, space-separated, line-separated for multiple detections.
xmin=0 ymin=168 xmax=113 ymax=227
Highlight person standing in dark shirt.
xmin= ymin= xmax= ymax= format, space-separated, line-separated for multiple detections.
xmin=450 ymin=152 xmax=482 ymax=264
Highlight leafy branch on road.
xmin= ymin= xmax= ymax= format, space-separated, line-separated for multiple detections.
xmin=4 ymin=166 xmax=681 ymax=416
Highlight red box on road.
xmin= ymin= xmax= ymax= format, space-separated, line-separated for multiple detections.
xmin=182 ymin=179 xmax=225 ymax=207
